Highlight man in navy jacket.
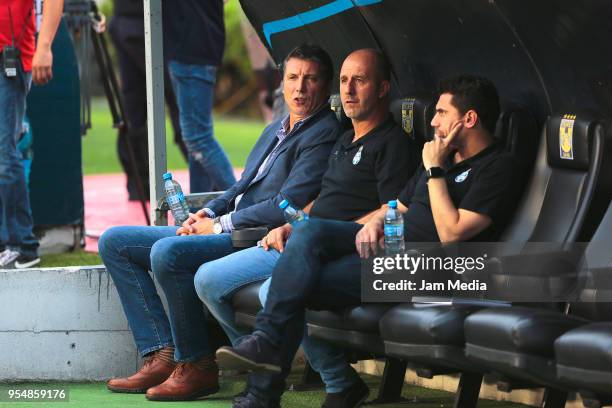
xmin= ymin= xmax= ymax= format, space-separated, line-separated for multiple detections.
xmin=98 ymin=44 xmax=340 ymax=400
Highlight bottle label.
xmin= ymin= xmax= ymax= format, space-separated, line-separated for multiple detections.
xmin=384 ymin=225 xmax=403 ymax=237
xmin=168 ymin=195 xmax=180 ymax=205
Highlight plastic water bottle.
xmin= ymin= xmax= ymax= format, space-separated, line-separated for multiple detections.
xmin=384 ymin=200 xmax=405 ymax=255
xmin=279 ymin=199 xmax=309 ymax=225
xmin=163 ymin=172 xmax=189 ymax=225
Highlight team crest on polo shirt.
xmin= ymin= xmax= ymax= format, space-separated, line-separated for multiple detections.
xmin=455 ymin=168 xmax=471 ymax=183
xmin=352 ymin=145 xmax=364 ymax=165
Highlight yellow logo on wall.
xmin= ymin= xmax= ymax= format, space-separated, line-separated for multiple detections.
xmin=559 ymin=114 xmax=576 ymax=160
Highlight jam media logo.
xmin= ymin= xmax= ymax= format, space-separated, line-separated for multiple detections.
xmin=559 ymin=114 xmax=576 ymax=160
xmin=455 ymin=168 xmax=471 ymax=183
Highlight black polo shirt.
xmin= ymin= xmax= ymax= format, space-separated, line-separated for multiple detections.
xmin=310 ymin=116 xmax=420 ymax=221
xmin=399 ymin=144 xmax=517 ymax=242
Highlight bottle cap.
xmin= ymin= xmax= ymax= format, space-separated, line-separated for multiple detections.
xmin=388 ymin=200 xmax=397 ymax=209
xmin=162 ymin=172 xmax=172 ymax=181
xmin=279 ymin=199 xmax=290 ymax=209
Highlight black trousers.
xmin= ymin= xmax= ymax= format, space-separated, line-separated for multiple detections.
xmin=109 ymin=16 xmax=187 ymax=199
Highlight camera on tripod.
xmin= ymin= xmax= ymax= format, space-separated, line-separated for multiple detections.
xmin=64 ymin=0 xmax=119 ymax=136
xmin=64 ymin=0 xmax=150 ymax=223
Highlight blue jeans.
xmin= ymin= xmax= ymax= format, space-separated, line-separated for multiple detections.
xmin=98 ymin=226 xmax=238 ymax=361
xmin=0 ymin=65 xmax=38 ymax=256
xmin=167 ymin=60 xmax=236 ymax=193
xmin=195 ymin=245 xmax=359 ymax=401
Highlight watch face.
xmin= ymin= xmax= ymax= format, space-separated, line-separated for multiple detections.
xmin=427 ymin=167 xmax=445 ymax=179
xmin=213 ymin=222 xmax=223 ymax=234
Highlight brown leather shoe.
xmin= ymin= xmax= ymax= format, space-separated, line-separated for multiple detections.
xmin=145 ymin=363 xmax=220 ymax=401
xmin=107 ymin=353 xmax=176 ymax=393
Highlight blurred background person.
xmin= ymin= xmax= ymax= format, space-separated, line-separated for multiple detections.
xmin=108 ymin=0 xmax=188 ymax=201
xmin=238 ymin=10 xmax=281 ymax=123
xmin=162 ymin=0 xmax=236 ymax=193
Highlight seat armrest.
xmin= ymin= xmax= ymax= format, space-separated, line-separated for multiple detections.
xmin=158 ymin=191 xmax=225 ymax=211
xmin=484 ymin=249 xmax=584 ymax=301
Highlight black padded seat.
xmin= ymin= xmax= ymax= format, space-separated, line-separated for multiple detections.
xmin=464 ymin=191 xmax=612 ymax=395
xmin=376 ymin=113 xmax=612 ymax=406
xmin=463 ymin=307 xmax=587 ymax=386
xmin=232 ymin=280 xmax=265 ymax=329
xmin=555 ymin=322 xmax=612 ymax=398
xmin=379 ymin=304 xmax=483 ymax=371
xmin=306 ymin=305 xmax=394 ymax=355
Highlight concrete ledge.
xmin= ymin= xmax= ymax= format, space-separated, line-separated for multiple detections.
xmin=0 ymin=266 xmax=139 ymax=381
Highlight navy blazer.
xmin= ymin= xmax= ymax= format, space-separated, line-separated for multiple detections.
xmin=205 ymin=106 xmax=341 ymax=229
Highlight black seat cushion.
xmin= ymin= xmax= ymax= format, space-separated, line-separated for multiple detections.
xmin=555 ymin=322 xmax=612 ymax=374
xmin=232 ymin=280 xmax=265 ymax=316
xmin=379 ymin=304 xmax=480 ymax=346
xmin=464 ymin=307 xmax=587 ymax=358
xmin=555 ymin=322 xmax=612 ymax=396
xmin=306 ymin=304 xmax=394 ymax=333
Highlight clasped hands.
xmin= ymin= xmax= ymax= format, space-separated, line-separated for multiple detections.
xmin=176 ymin=210 xmax=215 ymax=236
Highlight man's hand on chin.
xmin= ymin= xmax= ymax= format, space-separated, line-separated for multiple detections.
xmin=176 ymin=217 xmax=215 ymax=236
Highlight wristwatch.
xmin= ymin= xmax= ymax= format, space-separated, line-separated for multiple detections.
xmin=212 ymin=217 xmax=223 ymax=234
xmin=425 ymin=166 xmax=445 ymax=180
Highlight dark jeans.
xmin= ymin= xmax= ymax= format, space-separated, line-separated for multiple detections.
xmin=252 ymin=219 xmax=363 ymax=400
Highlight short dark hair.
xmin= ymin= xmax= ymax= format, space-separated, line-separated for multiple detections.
xmin=438 ymin=75 xmax=500 ymax=134
xmin=369 ymin=49 xmax=391 ymax=83
xmin=282 ymin=44 xmax=334 ymax=86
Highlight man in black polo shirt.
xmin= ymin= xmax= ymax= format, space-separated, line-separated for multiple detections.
xmin=196 ymin=49 xmax=419 ymax=408
xmin=216 ymin=75 xmax=518 ymax=408
xmin=358 ymin=75 xmax=515 ymax=249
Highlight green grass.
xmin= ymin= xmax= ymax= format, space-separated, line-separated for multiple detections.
xmin=83 ymin=99 xmax=265 ymax=175
xmin=39 ymin=250 xmax=102 ymax=268
xmin=0 ymin=372 xmax=531 ymax=408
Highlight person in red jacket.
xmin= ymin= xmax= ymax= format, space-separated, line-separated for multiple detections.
xmin=0 ymin=0 xmax=64 ymax=268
